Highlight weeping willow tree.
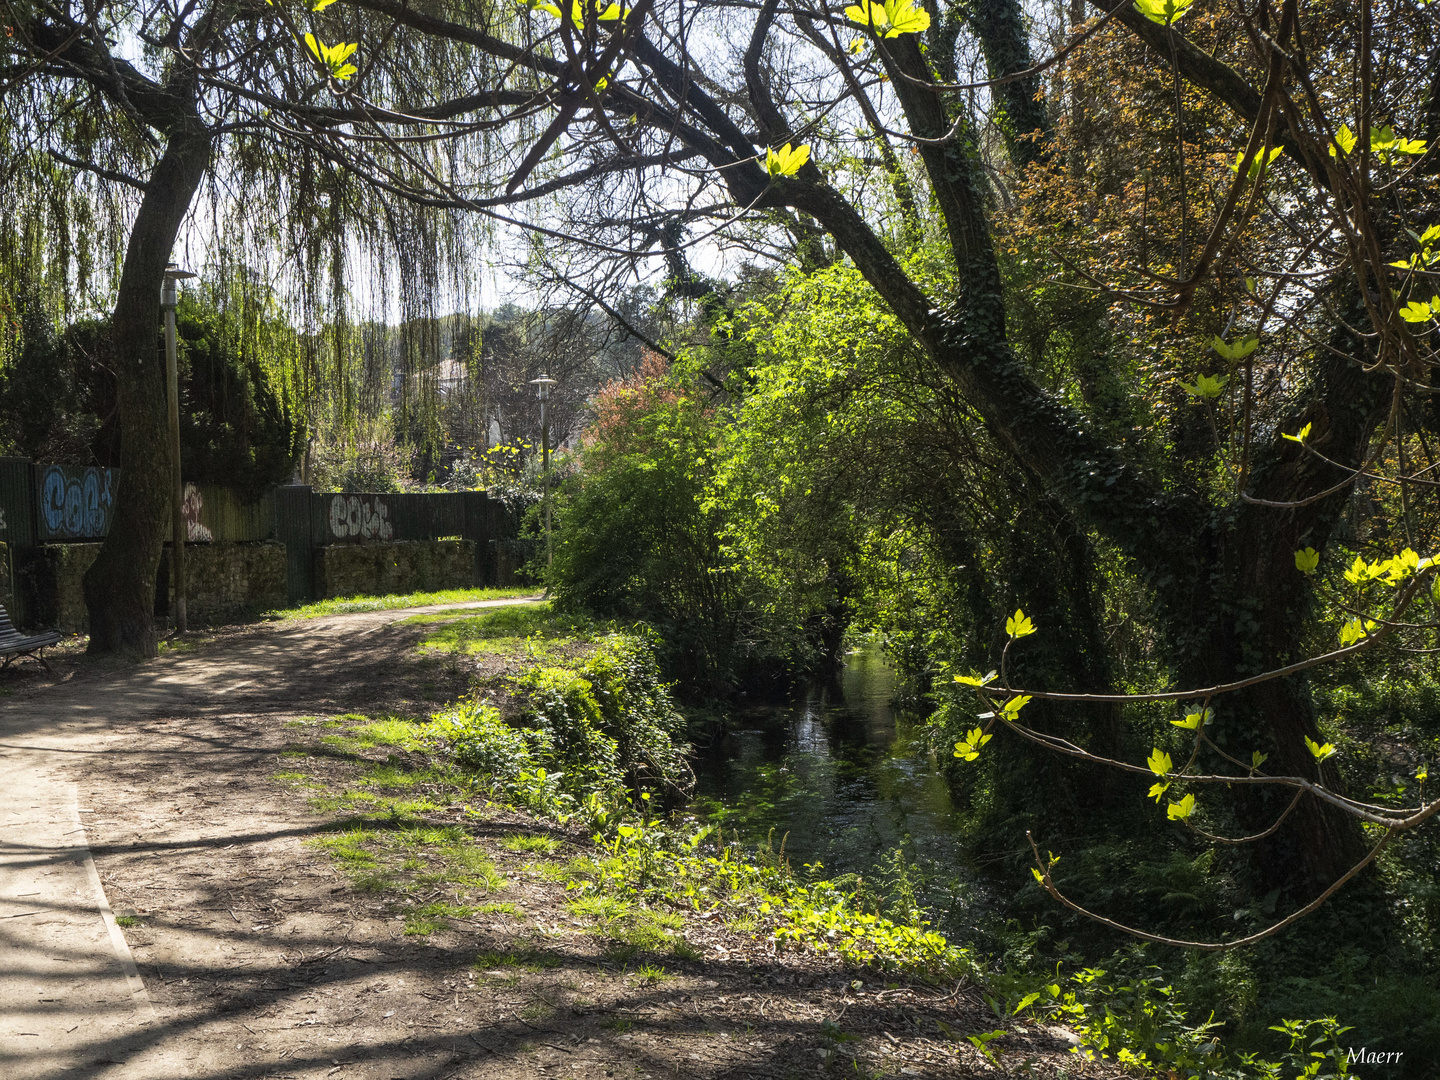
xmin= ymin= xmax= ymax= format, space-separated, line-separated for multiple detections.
xmin=1 ymin=0 xmax=539 ymax=654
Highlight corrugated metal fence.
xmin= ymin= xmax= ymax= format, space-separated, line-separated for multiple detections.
xmin=0 ymin=457 xmax=518 ymax=621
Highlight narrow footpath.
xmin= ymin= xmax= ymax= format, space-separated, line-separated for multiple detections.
xmin=0 ymin=598 xmax=537 ymax=1079
xmin=0 ymin=597 xmax=1087 ymax=1080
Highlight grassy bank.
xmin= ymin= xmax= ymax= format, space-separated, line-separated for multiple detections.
xmin=263 ymin=586 xmax=539 ymax=620
xmin=266 ymin=606 xmax=1361 ymax=1079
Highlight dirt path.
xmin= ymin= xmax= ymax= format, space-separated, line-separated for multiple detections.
xmin=0 ymin=603 xmax=1091 ymax=1080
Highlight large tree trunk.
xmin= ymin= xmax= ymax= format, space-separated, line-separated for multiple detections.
xmin=83 ymin=117 xmax=211 ymax=656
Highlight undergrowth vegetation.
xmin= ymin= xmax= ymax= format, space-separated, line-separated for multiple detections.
xmin=268 ymin=610 xmax=1365 ymax=1080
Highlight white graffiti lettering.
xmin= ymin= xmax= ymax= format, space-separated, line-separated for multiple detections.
xmin=182 ymin=482 xmax=213 ymax=542
xmin=328 ymin=494 xmax=393 ymax=541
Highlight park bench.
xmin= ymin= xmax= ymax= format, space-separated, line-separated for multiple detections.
xmin=0 ymin=605 xmax=61 ymax=675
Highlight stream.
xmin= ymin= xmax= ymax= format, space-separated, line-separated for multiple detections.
xmin=693 ymin=643 xmax=986 ymax=935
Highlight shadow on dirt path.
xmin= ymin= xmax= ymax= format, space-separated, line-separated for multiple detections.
xmin=0 ymin=599 xmax=1089 ymax=1079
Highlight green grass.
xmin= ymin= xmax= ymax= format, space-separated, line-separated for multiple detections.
xmin=115 ymin=915 xmax=141 ymax=928
xmin=264 ymin=587 xmax=539 ymax=620
xmin=413 ymin=603 xmax=596 ymax=655
xmin=475 ymin=947 xmax=563 ymax=973
xmin=501 ymin=832 xmax=561 ymax=855
xmin=404 ymin=902 xmax=480 ymax=935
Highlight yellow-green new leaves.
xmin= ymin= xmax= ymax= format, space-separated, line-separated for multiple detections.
xmin=1172 ymin=706 xmax=1212 ymax=730
xmin=1147 ymin=748 xmax=1173 ymax=776
xmin=1282 ymin=423 xmax=1312 ymax=444
xmin=1006 ymin=608 xmax=1036 ymax=638
xmin=1294 ymin=547 xmax=1320 ymax=575
xmin=1148 ymin=781 xmax=1170 ymax=803
xmin=766 ymin=143 xmax=810 ymax=177
xmin=844 ymin=0 xmax=930 ymax=36
xmin=1305 ymin=736 xmax=1337 ymax=761
xmin=998 ymin=696 xmax=1031 ymax=721
xmin=1133 ymin=0 xmax=1193 ymax=24
xmin=1344 ymin=549 xmax=1433 ymax=587
xmin=1398 ymin=298 xmax=1440 ymax=323
xmin=1391 ymin=224 xmax=1440 ymax=271
xmin=954 ymin=727 xmax=992 ymax=762
xmin=1211 ymin=335 xmax=1259 ymax=361
xmin=519 ymin=0 xmax=628 ymax=21
xmin=1179 ymin=372 xmax=1228 ymax=399
xmin=1418 ymin=763 xmax=1430 ymax=783
xmin=310 ymin=0 xmax=339 ymax=9
xmin=1230 ymin=147 xmax=1282 ymax=183
xmin=1167 ymin=794 xmax=1196 ymax=820
xmin=1251 ymin=750 xmax=1268 ymax=771
xmin=1371 ymin=124 xmax=1429 ymax=164
xmin=1331 ymin=123 xmax=1428 ymax=161
xmin=954 ymin=670 xmax=998 ymax=688
xmin=304 ymin=33 xmax=357 ymax=79
xmin=1338 ymin=618 xmax=1378 ymax=646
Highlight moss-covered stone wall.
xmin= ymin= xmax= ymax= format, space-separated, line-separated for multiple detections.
xmin=313 ymin=540 xmax=475 ymax=599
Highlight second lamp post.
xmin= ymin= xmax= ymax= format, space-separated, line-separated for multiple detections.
xmin=529 ymin=372 xmax=557 ymax=569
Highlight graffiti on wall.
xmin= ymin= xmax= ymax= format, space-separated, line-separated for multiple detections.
xmin=182 ymin=483 xmax=214 ymax=542
xmin=328 ymin=494 xmax=394 ymax=541
xmin=38 ymin=465 xmax=116 ymax=540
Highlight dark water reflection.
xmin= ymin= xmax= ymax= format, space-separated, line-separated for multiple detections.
xmin=693 ymin=644 xmax=984 ymax=934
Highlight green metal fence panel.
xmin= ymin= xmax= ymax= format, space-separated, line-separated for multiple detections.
xmin=313 ymin=491 xmax=470 ymax=544
xmin=274 ymin=485 xmax=313 ymax=604
xmin=0 ymin=460 xmax=36 ymax=626
xmin=185 ymin=484 xmax=275 ymax=542
xmin=0 ymin=458 xmax=35 ymax=551
xmin=35 ymin=463 xmax=118 ymax=541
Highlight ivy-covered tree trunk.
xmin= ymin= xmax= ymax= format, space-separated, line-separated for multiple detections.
xmin=83 ymin=117 xmax=212 ymax=656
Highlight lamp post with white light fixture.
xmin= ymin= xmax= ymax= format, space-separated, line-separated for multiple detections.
xmin=529 ymin=373 xmax=557 ymax=569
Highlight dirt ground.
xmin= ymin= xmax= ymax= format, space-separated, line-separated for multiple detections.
xmin=0 ymin=608 xmax=1118 ymax=1080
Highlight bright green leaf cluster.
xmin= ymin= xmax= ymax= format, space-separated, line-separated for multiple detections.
xmin=1211 ymin=334 xmax=1259 ymax=361
xmin=1390 ymin=224 xmax=1440 ymax=272
xmin=1305 ymin=736 xmax=1337 ymax=761
xmin=1338 ymin=617 xmax=1379 ymax=647
xmin=1171 ymin=706 xmax=1212 ymax=730
xmin=1229 ymin=146 xmax=1283 ymax=183
xmin=1294 ymin=547 xmax=1320 ymax=575
xmin=1331 ymin=123 xmax=1428 ymax=162
xmin=998 ymin=695 xmax=1031 ymax=721
xmin=519 ymin=0 xmax=628 ymax=21
xmin=1343 ymin=548 xmax=1433 ymax=588
xmin=304 ymin=33 xmax=358 ymax=79
xmin=1005 ymin=608 xmax=1036 ymax=638
xmin=844 ymin=0 xmax=931 ymax=36
xmin=1282 ymin=422 xmax=1312 ymax=444
xmin=954 ymin=669 xmax=998 ymax=688
xmin=1398 ymin=297 xmax=1440 ymax=324
xmin=766 ymin=143 xmax=810 ymax=177
xmin=1178 ymin=372 xmax=1228 ymax=399
xmin=1147 ymin=748 xmax=1173 ymax=776
xmin=1133 ymin=0 xmax=1194 ymax=24
xmin=954 ymin=726 xmax=992 ymax=762
xmin=1167 ymin=794 xmax=1196 ymax=820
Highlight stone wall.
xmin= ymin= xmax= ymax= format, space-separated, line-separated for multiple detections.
xmin=18 ymin=542 xmax=101 ymax=632
xmin=173 ymin=541 xmax=287 ymax=624
xmin=22 ymin=541 xmax=286 ymax=632
xmin=313 ymin=540 xmax=475 ymax=599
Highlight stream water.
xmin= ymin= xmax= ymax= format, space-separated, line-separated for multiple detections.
xmin=693 ymin=643 xmax=985 ymax=935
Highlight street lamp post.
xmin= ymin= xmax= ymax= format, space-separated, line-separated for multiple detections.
xmin=529 ymin=373 xmax=557 ymax=569
xmin=162 ymin=263 xmax=196 ymax=633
